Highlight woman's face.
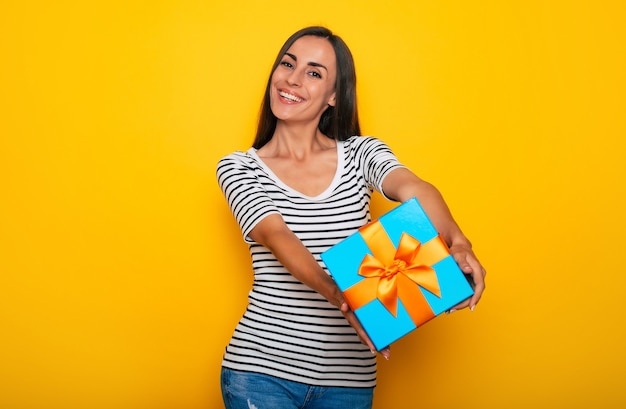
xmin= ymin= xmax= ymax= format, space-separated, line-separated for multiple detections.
xmin=269 ymin=35 xmax=337 ymax=125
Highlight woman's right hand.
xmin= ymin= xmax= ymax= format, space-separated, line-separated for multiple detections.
xmin=340 ymin=302 xmax=391 ymax=360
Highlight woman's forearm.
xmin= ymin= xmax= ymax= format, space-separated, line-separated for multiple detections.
xmin=249 ymin=215 xmax=344 ymax=308
xmin=383 ymin=168 xmax=471 ymax=248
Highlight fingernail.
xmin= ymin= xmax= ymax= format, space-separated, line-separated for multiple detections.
xmin=449 ymin=308 xmax=457 ymax=314
xmin=371 ymin=349 xmax=376 ymax=354
xmin=470 ymin=305 xmax=475 ymax=312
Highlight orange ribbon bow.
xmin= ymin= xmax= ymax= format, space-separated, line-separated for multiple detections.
xmin=343 ymin=220 xmax=449 ymax=325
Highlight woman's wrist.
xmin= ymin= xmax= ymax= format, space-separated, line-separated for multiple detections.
xmin=323 ymin=282 xmax=345 ymax=309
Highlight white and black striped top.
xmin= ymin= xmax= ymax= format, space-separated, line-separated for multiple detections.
xmin=216 ymin=135 xmax=404 ymax=388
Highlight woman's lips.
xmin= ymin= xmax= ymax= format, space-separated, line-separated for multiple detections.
xmin=278 ymin=89 xmax=304 ymax=103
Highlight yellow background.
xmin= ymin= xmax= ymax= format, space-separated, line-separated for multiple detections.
xmin=1 ymin=0 xmax=625 ymax=408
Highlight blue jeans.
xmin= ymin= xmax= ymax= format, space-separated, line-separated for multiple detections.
xmin=221 ymin=367 xmax=374 ymax=409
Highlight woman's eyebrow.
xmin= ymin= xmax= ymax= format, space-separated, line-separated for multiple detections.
xmin=284 ymin=52 xmax=328 ymax=72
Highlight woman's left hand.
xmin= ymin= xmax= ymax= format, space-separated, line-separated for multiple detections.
xmin=448 ymin=243 xmax=486 ymax=312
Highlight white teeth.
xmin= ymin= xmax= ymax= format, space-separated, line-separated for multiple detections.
xmin=279 ymin=91 xmax=302 ymax=102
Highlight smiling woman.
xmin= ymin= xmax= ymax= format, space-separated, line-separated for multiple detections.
xmin=253 ymin=26 xmax=361 ymax=150
xmin=216 ymin=26 xmax=485 ymax=409
xmin=269 ymin=36 xmax=337 ymax=126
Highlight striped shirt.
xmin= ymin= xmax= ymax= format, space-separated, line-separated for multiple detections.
xmin=216 ymin=135 xmax=404 ymax=388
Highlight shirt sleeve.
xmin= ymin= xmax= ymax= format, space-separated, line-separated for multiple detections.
xmin=353 ymin=136 xmax=406 ymax=198
xmin=216 ymin=152 xmax=280 ymax=243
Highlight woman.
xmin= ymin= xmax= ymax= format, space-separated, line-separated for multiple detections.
xmin=216 ymin=26 xmax=486 ymax=409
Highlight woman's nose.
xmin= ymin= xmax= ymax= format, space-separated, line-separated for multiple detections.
xmin=286 ymin=69 xmax=302 ymax=86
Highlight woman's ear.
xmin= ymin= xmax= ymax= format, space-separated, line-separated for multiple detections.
xmin=328 ymin=93 xmax=336 ymax=107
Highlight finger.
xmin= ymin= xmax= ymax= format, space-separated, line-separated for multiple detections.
xmin=453 ymin=252 xmax=474 ymax=273
xmin=447 ymin=298 xmax=470 ymax=313
xmin=468 ymin=266 xmax=486 ymax=309
xmin=452 ymin=253 xmax=482 ymax=310
xmin=342 ymin=307 xmax=376 ymax=352
xmin=356 ymin=324 xmax=376 ymax=353
xmin=469 ymin=277 xmax=485 ymax=309
xmin=457 ymin=252 xmax=484 ymax=304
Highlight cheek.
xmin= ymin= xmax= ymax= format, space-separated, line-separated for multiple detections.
xmin=269 ymin=70 xmax=281 ymax=90
xmin=268 ymin=74 xmax=280 ymax=100
xmin=271 ymin=66 xmax=290 ymax=83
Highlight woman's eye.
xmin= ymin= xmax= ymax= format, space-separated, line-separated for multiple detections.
xmin=280 ymin=61 xmax=293 ymax=68
xmin=308 ymin=71 xmax=322 ymax=78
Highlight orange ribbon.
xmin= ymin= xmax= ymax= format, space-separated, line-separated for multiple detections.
xmin=343 ymin=220 xmax=449 ymax=325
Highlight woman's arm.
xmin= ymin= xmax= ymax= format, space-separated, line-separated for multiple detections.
xmin=249 ymin=214 xmax=343 ymax=306
xmin=382 ymin=167 xmax=486 ymax=310
xmin=248 ymin=214 xmax=387 ymax=356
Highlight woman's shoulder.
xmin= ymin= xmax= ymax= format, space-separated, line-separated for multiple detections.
xmin=343 ymin=135 xmax=389 ymax=150
xmin=217 ymin=149 xmax=256 ymax=167
xmin=216 ymin=149 xmax=262 ymax=178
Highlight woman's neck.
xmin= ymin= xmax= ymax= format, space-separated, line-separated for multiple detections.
xmin=260 ymin=121 xmax=335 ymax=159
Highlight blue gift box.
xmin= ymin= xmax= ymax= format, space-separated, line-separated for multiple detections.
xmin=321 ymin=197 xmax=474 ymax=351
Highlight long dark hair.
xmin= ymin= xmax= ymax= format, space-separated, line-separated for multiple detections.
xmin=252 ymin=26 xmax=361 ymax=149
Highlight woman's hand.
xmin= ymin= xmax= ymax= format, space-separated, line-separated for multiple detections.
xmin=340 ymin=302 xmax=391 ymax=360
xmin=382 ymin=168 xmax=487 ymax=313
xmin=448 ymin=243 xmax=486 ymax=312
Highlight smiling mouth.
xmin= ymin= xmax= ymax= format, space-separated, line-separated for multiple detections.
xmin=279 ymin=90 xmax=303 ymax=103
